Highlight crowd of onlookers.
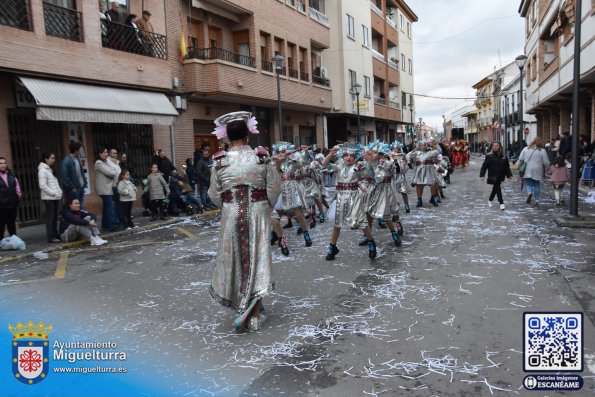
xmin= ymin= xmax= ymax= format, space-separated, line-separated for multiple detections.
xmin=0 ymin=141 xmax=218 ymax=247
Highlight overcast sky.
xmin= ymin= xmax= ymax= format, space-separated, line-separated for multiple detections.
xmin=406 ymin=0 xmax=525 ymax=131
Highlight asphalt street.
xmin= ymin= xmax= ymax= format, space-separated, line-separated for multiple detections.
xmin=1 ymin=159 xmax=594 ymax=397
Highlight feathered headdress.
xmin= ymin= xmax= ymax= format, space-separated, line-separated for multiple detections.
xmin=212 ymin=111 xmax=259 ymax=140
xmin=271 ymin=141 xmax=296 ymax=155
xmin=391 ymin=140 xmax=404 ymax=150
xmin=337 ymin=142 xmax=363 ymax=158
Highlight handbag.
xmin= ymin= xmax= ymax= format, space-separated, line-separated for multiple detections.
xmin=518 ymin=149 xmax=535 ymax=175
xmin=487 ymin=176 xmax=498 ymax=185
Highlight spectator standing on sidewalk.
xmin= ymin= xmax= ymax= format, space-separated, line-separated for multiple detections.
xmin=479 ymin=142 xmax=512 ymax=210
xmin=518 ymin=137 xmax=550 ymax=208
xmin=184 ymin=157 xmax=198 ymax=197
xmin=195 ymin=146 xmax=217 ymax=209
xmin=59 ymin=198 xmax=107 ymax=246
xmin=117 ymin=170 xmax=137 ymax=228
xmin=94 ymin=148 xmax=119 ymax=231
xmin=38 ymin=152 xmax=63 ymax=242
xmin=0 ymin=157 xmax=22 ymax=239
xmin=144 ymin=163 xmax=169 ymax=220
xmin=152 ymin=149 xmax=176 ymax=183
xmin=61 ymin=141 xmax=87 ymax=208
xmin=107 ymin=148 xmax=123 ymax=227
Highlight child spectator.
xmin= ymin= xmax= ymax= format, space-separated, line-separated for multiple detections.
xmin=117 ymin=169 xmax=137 ymax=228
xmin=548 ymin=155 xmax=570 ymax=206
xmin=144 ymin=163 xmax=169 ymax=220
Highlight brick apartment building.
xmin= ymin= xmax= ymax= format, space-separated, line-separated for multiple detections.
xmin=0 ymin=0 xmax=333 ymax=225
xmin=0 ymin=0 xmax=177 ymax=223
xmin=171 ymin=0 xmax=332 ymax=156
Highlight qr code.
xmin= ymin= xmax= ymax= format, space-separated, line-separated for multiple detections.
xmin=523 ymin=312 xmax=583 ymax=371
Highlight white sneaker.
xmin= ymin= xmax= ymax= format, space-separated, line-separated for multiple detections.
xmin=97 ymin=237 xmax=108 ymax=244
xmin=488 ymin=200 xmax=493 ymax=207
xmin=500 ymin=203 xmax=505 ymax=210
xmin=90 ymin=236 xmax=107 ymax=246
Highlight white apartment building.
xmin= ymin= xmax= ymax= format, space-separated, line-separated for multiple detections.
xmin=324 ymin=0 xmax=417 ymax=146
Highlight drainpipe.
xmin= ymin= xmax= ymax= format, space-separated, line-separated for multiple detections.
xmin=169 ymin=125 xmax=176 ymax=165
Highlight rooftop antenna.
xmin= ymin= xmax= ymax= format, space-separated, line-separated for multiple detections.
xmin=498 ymin=49 xmax=502 ymax=68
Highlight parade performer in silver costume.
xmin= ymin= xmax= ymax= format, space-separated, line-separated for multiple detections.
xmin=322 ymin=144 xmax=377 ymax=260
xmin=391 ymin=141 xmax=411 ymax=213
xmin=364 ymin=143 xmax=402 ymax=247
xmin=207 ymin=111 xmax=281 ymax=332
xmin=272 ymin=142 xmax=313 ymax=247
xmin=406 ymin=140 xmax=442 ymax=207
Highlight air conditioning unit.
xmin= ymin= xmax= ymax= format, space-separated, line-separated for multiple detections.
xmin=172 ymin=77 xmax=180 ymax=88
xmin=320 ymin=67 xmax=328 ymax=79
xmin=173 ymin=96 xmax=187 ymax=110
xmin=333 ymin=106 xmax=340 ymax=111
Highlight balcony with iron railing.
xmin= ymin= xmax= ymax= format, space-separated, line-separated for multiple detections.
xmin=389 ymin=100 xmax=399 ymax=109
xmin=43 ymin=2 xmax=82 ymax=42
xmin=288 ymin=67 xmax=299 ymax=79
xmin=374 ymin=96 xmax=386 ymax=105
xmin=388 ymin=57 xmax=398 ymax=69
xmin=312 ymin=74 xmax=330 ymax=87
xmin=261 ymin=60 xmax=273 ymax=72
xmin=102 ymin=19 xmax=167 ymax=59
xmin=187 ymin=46 xmax=254 ymax=68
xmin=300 ymin=70 xmax=309 ymax=82
xmin=309 ymin=7 xmax=329 ymax=27
xmin=0 ymin=0 xmax=31 ymax=31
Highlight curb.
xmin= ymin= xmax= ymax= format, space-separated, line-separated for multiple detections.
xmin=0 ymin=210 xmax=220 ymax=265
xmin=554 ymin=215 xmax=595 ymax=228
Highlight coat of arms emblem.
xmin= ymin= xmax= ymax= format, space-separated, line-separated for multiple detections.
xmin=9 ymin=321 xmax=52 ymax=385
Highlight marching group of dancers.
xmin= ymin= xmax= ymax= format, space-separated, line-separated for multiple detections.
xmin=206 ymin=112 xmax=466 ymax=331
xmin=269 ymin=137 xmax=456 ymax=261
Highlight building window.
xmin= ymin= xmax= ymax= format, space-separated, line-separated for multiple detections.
xmin=532 ymin=0 xmax=538 ymax=23
xmin=407 ymin=22 xmax=411 ymax=38
xmin=401 ymin=53 xmax=406 ymax=70
xmin=349 ymin=69 xmax=357 ymax=89
xmin=362 ymin=25 xmax=369 ymax=47
xmin=364 ymin=76 xmax=371 ymax=97
xmin=402 ymin=91 xmax=407 ymax=107
xmin=408 ymin=58 xmax=412 ymax=74
xmin=347 ymin=14 xmax=355 ymax=39
xmin=400 ymin=14 xmax=404 ymax=31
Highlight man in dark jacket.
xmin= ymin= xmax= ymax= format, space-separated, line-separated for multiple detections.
xmin=0 ymin=157 xmax=22 ymax=238
xmin=194 ymin=146 xmax=216 ymax=209
xmin=558 ymin=132 xmax=572 ymax=158
xmin=153 ymin=149 xmax=176 ymax=183
xmin=61 ymin=141 xmax=88 ymax=208
xmin=479 ymin=142 xmax=513 ymax=210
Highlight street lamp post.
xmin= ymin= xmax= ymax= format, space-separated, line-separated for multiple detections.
xmin=409 ymin=101 xmax=414 ymax=144
xmin=352 ymin=83 xmax=362 ymax=143
xmin=419 ymin=117 xmax=423 ymax=139
xmin=272 ymin=54 xmax=284 ymax=141
xmin=515 ymin=54 xmax=527 ymax=147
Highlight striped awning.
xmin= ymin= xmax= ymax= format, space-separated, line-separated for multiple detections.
xmin=18 ymin=77 xmax=178 ymax=125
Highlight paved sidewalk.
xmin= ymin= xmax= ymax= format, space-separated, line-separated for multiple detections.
xmin=0 ymin=207 xmax=220 ymax=263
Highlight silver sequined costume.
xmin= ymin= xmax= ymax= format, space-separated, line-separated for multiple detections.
xmin=208 ymin=145 xmax=281 ymax=312
xmin=393 ymin=152 xmax=412 ymax=194
xmin=406 ymin=149 xmax=442 ymax=186
xmin=279 ymin=152 xmax=308 ymax=211
xmin=366 ymin=159 xmax=400 ymax=220
xmin=329 ymin=159 xmax=371 ymax=228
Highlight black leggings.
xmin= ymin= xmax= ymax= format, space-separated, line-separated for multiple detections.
xmin=0 ymin=206 xmax=18 ymax=237
xmin=489 ymin=183 xmax=503 ymax=204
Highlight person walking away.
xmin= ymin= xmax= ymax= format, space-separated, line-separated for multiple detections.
xmin=117 ymin=169 xmax=137 ymax=228
xmin=38 ymin=153 xmax=63 ymax=242
xmin=94 ymin=148 xmax=119 ymax=232
xmin=196 ymin=146 xmax=217 ymax=210
xmin=0 ymin=157 xmax=22 ymax=239
xmin=548 ymin=155 xmax=570 ymax=206
xmin=59 ymin=198 xmax=107 ymax=246
xmin=144 ymin=164 xmax=169 ymax=220
xmin=61 ymin=141 xmax=87 ymax=208
xmin=518 ymin=137 xmax=550 ymax=208
xmin=207 ymin=111 xmax=281 ymax=332
xmin=107 ymin=148 xmax=123 ymax=227
xmin=479 ymin=142 xmax=512 ymax=210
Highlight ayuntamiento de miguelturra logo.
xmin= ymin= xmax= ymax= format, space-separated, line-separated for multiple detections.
xmin=9 ymin=321 xmax=52 ymax=385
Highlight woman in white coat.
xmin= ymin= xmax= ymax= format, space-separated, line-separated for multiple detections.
xmin=518 ymin=137 xmax=550 ymax=207
xmin=38 ymin=152 xmax=63 ymax=242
